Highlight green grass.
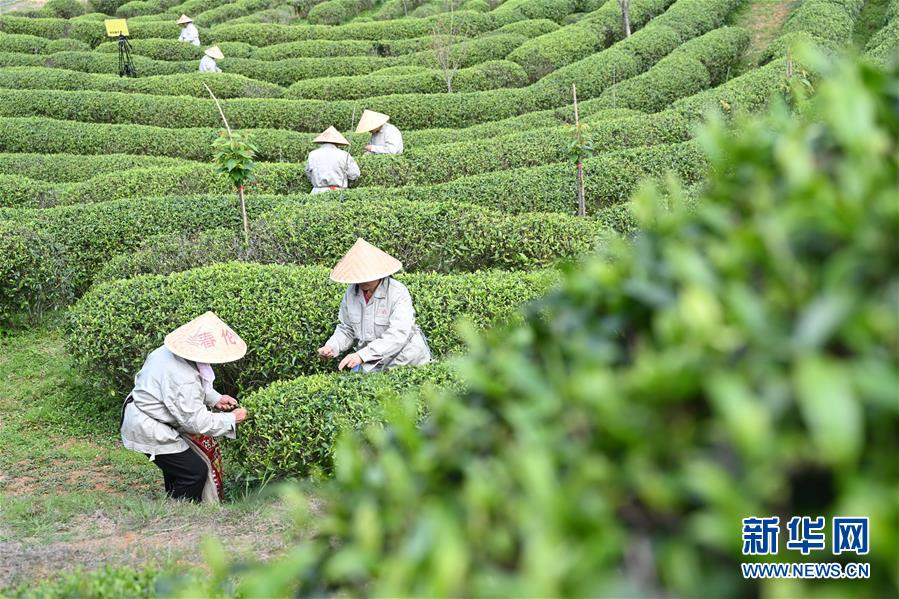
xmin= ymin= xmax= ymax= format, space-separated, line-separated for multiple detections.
xmin=0 ymin=320 xmax=295 ymax=592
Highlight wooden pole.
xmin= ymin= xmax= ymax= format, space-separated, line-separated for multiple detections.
xmin=238 ymin=185 xmax=249 ymax=246
xmin=573 ymin=83 xmax=586 ymax=218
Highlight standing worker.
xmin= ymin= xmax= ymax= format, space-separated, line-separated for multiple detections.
xmin=120 ymin=312 xmax=249 ymax=503
xmin=356 ymin=109 xmax=404 ymax=155
xmin=305 ymin=126 xmax=361 ymax=194
xmin=318 ymin=238 xmax=431 ymax=372
xmin=177 ymin=14 xmax=200 ymax=46
xmin=199 ymin=46 xmax=223 ymax=72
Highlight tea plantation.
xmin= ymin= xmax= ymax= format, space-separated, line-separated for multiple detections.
xmin=0 ymin=0 xmax=896 ymax=595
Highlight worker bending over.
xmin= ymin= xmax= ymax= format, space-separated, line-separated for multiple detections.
xmin=177 ymin=14 xmax=200 ymax=46
xmin=199 ymin=46 xmax=223 ymax=72
xmin=305 ymin=126 xmax=361 ymax=194
xmin=356 ymin=109 xmax=404 ymax=155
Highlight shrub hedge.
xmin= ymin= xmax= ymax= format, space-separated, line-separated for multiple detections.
xmin=285 ymin=60 xmax=529 ymax=99
xmin=392 ymin=32 xmax=529 ymax=69
xmin=0 ymin=67 xmax=286 ymax=99
xmin=232 ymin=363 xmax=462 ymax=478
xmin=762 ymin=0 xmax=864 ymax=62
xmin=671 ymin=57 xmax=788 ymax=118
xmin=193 ymin=0 xmax=279 ymax=27
xmin=66 ymin=262 xmax=558 ymax=395
xmin=864 ymin=0 xmax=899 ymax=66
xmin=586 ymin=26 xmax=750 ymax=112
xmin=308 ymin=0 xmax=377 ymax=25
xmin=0 ymin=16 xmax=184 ymax=47
xmin=94 ymin=38 xmax=257 ymax=61
xmin=0 ymin=117 xmax=313 ymax=162
xmin=0 ymin=152 xmax=190 ymax=183
xmin=0 ymin=32 xmax=90 ymax=54
xmin=250 ymin=35 xmax=442 ymax=60
xmin=508 ymin=0 xmax=675 ymax=80
xmin=220 ymin=58 xmax=899 ymax=598
xmin=94 ymin=199 xmax=604 ymax=283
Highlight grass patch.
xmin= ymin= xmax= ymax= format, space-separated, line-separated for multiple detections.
xmin=729 ymin=0 xmax=799 ymax=71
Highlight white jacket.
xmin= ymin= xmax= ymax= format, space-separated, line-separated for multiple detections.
xmin=368 ymin=122 xmax=404 ymax=154
xmin=199 ymin=55 xmax=221 ymax=73
xmin=325 ymin=277 xmax=431 ymax=372
xmin=305 ymin=142 xmax=361 ymax=193
xmin=179 ymin=24 xmax=200 ymax=46
xmin=121 ymin=347 xmax=236 ymax=457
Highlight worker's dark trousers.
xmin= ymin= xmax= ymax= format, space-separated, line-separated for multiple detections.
xmin=146 ymin=449 xmax=208 ymax=502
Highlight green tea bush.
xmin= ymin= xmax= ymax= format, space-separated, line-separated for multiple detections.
xmin=762 ymin=0 xmax=864 ymax=62
xmin=94 ymin=199 xmax=604 ymax=283
xmin=0 ymin=152 xmax=189 ymax=183
xmin=0 ymin=16 xmax=183 ymax=46
xmin=672 ymin=57 xmax=789 ymax=118
xmin=194 ymin=0 xmax=279 ymax=27
xmin=0 ymin=67 xmax=285 ymax=99
xmin=233 ymin=363 xmax=462 ymax=479
xmin=508 ymin=0 xmax=675 ymax=80
xmin=285 ymin=60 xmax=528 ymax=99
xmin=528 ymin=0 xmax=743 ymax=108
xmin=7 ymin=194 xmax=292 ymax=294
xmin=251 ymin=35 xmax=440 ymax=60
xmin=491 ymin=17 xmax=559 ymax=37
xmin=0 ymin=222 xmax=73 ymax=325
xmin=208 ymin=10 xmax=509 ymax=45
xmin=587 ymin=26 xmax=750 ymax=112
xmin=0 ymin=32 xmax=91 ymax=54
xmin=0 ymin=117 xmax=313 ymax=162
xmin=66 ymin=263 xmax=558 ymax=396
xmin=216 ymin=57 xmax=899 ymax=599
xmin=45 ymin=0 xmax=86 ymax=18
xmin=308 ymin=0 xmax=376 ymax=25
xmin=864 ymin=0 xmax=899 ymax=66
xmin=392 ymin=32 xmax=529 ymax=68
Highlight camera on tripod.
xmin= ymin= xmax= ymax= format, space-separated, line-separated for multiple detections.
xmin=104 ymin=19 xmax=137 ymax=78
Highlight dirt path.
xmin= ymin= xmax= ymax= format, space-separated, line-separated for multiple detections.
xmin=0 ymin=324 xmax=299 ymax=591
xmin=731 ymin=0 xmax=799 ymax=69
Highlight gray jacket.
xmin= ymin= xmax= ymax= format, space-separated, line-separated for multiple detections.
xmin=325 ymin=277 xmax=431 ymax=372
xmin=306 ymin=142 xmax=361 ymax=193
xmin=121 ymin=346 xmax=236 ymax=457
xmin=368 ymin=122 xmax=404 ymax=155
xmin=199 ymin=55 xmax=220 ymax=73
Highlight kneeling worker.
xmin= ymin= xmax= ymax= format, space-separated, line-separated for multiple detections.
xmin=199 ymin=46 xmax=223 ymax=72
xmin=305 ymin=126 xmax=361 ymax=194
xmin=120 ymin=312 xmax=248 ymax=503
xmin=356 ymin=109 xmax=404 ymax=155
xmin=177 ymin=14 xmax=200 ymax=46
xmin=318 ymin=238 xmax=431 ymax=372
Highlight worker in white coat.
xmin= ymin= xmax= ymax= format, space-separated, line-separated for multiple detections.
xmin=305 ymin=126 xmax=361 ymax=194
xmin=120 ymin=312 xmax=249 ymax=503
xmin=199 ymin=46 xmax=223 ymax=73
xmin=356 ymin=109 xmax=404 ymax=155
xmin=177 ymin=14 xmax=200 ymax=46
xmin=318 ymin=239 xmax=431 ymax=373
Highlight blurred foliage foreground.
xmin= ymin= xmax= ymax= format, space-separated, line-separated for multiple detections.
xmin=188 ymin=56 xmax=898 ymax=598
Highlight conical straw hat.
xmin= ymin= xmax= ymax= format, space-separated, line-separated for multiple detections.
xmin=313 ymin=126 xmax=350 ymax=145
xmin=204 ymin=46 xmax=224 ymax=60
xmin=164 ymin=311 xmax=247 ymax=364
xmin=355 ymin=109 xmax=390 ymax=133
xmin=330 ymin=238 xmax=402 ymax=284
xmin=177 ymin=14 xmax=193 ymax=24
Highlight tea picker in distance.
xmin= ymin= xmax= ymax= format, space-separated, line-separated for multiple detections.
xmin=356 ymin=109 xmax=404 ymax=154
xmin=120 ymin=312 xmax=249 ymax=503
xmin=305 ymin=126 xmax=361 ymax=194
xmin=200 ymin=46 xmax=224 ymax=72
xmin=177 ymin=14 xmax=200 ymax=46
xmin=318 ymin=239 xmax=432 ymax=372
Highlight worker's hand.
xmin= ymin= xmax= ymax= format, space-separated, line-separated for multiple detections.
xmin=233 ymin=408 xmax=248 ymax=425
xmin=318 ymin=345 xmax=336 ymax=358
xmin=214 ymin=395 xmax=238 ymax=411
xmin=338 ymin=353 xmax=363 ymax=371
xmin=365 ymin=144 xmax=374 ymax=152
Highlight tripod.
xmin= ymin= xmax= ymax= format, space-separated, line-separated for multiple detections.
xmin=117 ymin=34 xmax=137 ymax=78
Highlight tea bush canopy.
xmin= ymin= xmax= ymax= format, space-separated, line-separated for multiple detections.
xmin=193 ymin=57 xmax=899 ymax=597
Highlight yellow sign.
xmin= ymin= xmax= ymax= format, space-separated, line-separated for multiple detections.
xmin=104 ymin=19 xmax=129 ymax=37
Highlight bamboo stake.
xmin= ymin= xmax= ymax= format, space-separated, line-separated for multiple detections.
xmin=573 ymin=83 xmax=586 ymax=218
